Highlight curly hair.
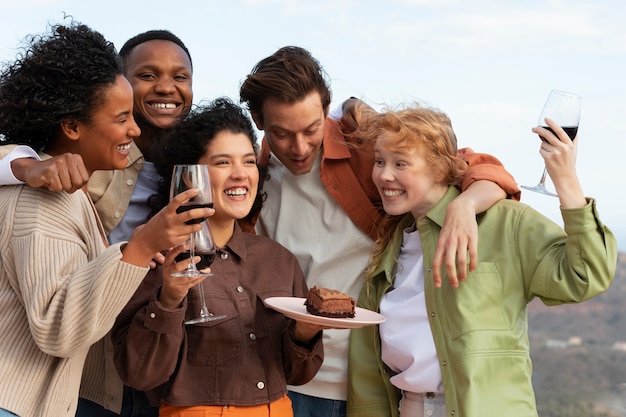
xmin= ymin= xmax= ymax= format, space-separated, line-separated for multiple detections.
xmin=148 ymin=97 xmax=264 ymax=221
xmin=0 ymin=22 xmax=122 ymax=150
xmin=354 ymin=103 xmax=468 ymax=275
xmin=239 ymin=46 xmax=332 ymax=125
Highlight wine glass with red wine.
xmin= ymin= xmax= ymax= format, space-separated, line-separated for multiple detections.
xmin=521 ymin=90 xmax=581 ymax=197
xmin=170 ymin=164 xmax=212 ymax=277
xmin=170 ymin=164 xmax=225 ymax=324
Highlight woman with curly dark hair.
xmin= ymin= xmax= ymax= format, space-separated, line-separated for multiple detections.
xmin=112 ymin=98 xmax=324 ymax=417
xmin=0 ymin=22 xmax=209 ymax=417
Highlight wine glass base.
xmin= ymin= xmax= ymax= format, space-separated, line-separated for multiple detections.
xmin=185 ymin=314 xmax=227 ymax=325
xmin=520 ymin=184 xmax=558 ymax=197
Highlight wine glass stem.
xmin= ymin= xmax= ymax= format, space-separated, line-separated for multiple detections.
xmin=539 ymin=166 xmax=549 ymax=187
xmin=197 ymin=280 xmax=210 ymax=318
xmin=188 ymin=232 xmax=199 ymax=273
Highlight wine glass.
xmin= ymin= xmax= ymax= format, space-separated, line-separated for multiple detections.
xmin=170 ymin=164 xmax=212 ymax=277
xmin=521 ymin=90 xmax=581 ymax=197
xmin=170 ymin=164 xmax=224 ymax=324
xmin=184 ymin=220 xmax=226 ymax=324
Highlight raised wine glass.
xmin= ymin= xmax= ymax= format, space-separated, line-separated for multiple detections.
xmin=521 ymin=90 xmax=581 ymax=197
xmin=170 ymin=164 xmax=225 ymax=324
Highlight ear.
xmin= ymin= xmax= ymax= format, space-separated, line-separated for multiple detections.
xmin=60 ymin=118 xmax=81 ymax=141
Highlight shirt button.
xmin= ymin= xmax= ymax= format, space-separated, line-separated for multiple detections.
xmin=236 ymin=286 xmax=244 ymax=293
xmin=150 ymin=312 xmax=156 ymax=319
xmin=137 ymin=158 xmax=144 ymax=165
xmin=126 ymin=179 xmax=134 ymax=186
xmin=249 ymin=333 xmax=256 ymax=340
xmin=442 ymin=361 xmax=447 ymax=366
xmin=426 ymin=410 xmax=433 ymax=416
xmin=256 ymin=381 xmax=265 ymax=390
xmin=114 ymin=212 xmax=121 ymax=219
xmin=220 ymin=252 xmax=228 ymax=260
xmin=431 ymin=312 xmax=436 ymax=317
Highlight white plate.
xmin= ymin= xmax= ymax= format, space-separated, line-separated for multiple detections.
xmin=264 ymin=297 xmax=385 ymax=329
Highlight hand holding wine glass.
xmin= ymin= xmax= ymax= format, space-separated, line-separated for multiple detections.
xmin=170 ymin=164 xmax=213 ymax=277
xmin=170 ymin=164 xmax=225 ymax=324
xmin=521 ymin=90 xmax=581 ymax=197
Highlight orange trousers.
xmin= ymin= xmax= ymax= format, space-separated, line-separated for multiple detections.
xmin=159 ymin=395 xmax=293 ymax=417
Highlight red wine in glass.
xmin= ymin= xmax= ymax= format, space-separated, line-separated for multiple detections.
xmin=539 ymin=126 xmax=578 ymax=142
xmin=176 ymin=202 xmax=214 ymax=224
xmin=176 ymin=249 xmax=215 ymax=269
xmin=521 ymin=90 xmax=581 ymax=197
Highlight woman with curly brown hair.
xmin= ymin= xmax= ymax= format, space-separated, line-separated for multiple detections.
xmin=0 ymin=22 xmax=207 ymax=417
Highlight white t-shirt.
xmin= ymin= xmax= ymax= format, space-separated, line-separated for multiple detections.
xmin=256 ymin=152 xmax=372 ymax=401
xmin=380 ymin=225 xmax=443 ymax=394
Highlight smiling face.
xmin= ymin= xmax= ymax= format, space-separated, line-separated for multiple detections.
xmin=68 ymin=75 xmax=140 ymax=173
xmin=373 ymin=134 xmax=448 ymax=219
xmin=123 ymin=39 xmax=193 ymax=134
xmin=197 ymin=131 xmax=259 ymax=227
xmin=255 ymin=91 xmax=325 ymax=175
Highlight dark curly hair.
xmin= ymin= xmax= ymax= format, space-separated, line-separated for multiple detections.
xmin=239 ymin=46 xmax=332 ymax=126
xmin=148 ymin=97 xmax=264 ymax=222
xmin=0 ymin=22 xmax=123 ymax=150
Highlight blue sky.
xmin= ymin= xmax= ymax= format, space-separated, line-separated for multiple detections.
xmin=1 ymin=0 xmax=625 ymax=250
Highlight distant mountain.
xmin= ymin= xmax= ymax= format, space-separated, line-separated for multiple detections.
xmin=528 ymin=252 xmax=626 ymax=417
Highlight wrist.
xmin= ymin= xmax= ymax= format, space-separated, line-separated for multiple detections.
xmin=10 ymin=157 xmax=37 ymax=182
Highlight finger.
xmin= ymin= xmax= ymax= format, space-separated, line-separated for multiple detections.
xmin=66 ymin=155 xmax=90 ymax=192
xmin=456 ymin=247 xmax=467 ymax=283
xmin=467 ymin=239 xmax=478 ymax=274
xmin=56 ymin=164 xmax=75 ymax=192
xmin=445 ymin=245 xmax=459 ymax=288
xmin=170 ymin=188 xmax=200 ymax=207
xmin=153 ymin=252 xmax=166 ymax=266
xmin=432 ymin=243 xmax=444 ymax=288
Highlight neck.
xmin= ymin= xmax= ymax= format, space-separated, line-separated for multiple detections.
xmin=208 ymin=219 xmax=236 ymax=248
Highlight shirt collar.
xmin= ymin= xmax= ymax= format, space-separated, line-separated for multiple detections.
xmin=219 ymin=222 xmax=248 ymax=262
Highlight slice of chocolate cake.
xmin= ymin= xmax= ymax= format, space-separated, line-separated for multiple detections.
xmin=304 ymin=286 xmax=356 ymax=318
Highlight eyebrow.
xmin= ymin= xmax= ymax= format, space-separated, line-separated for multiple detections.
xmin=133 ymin=63 xmax=191 ymax=74
xmin=115 ymin=110 xmax=132 ymax=118
xmin=270 ymin=119 xmax=321 ymax=132
xmin=209 ymin=152 xmax=257 ymax=160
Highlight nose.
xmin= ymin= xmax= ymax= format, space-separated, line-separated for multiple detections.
xmin=154 ymin=77 xmax=176 ymax=94
xmin=230 ymin=162 xmax=248 ymax=180
xmin=128 ymin=116 xmax=141 ymax=138
xmin=290 ymin=134 xmax=308 ymax=156
xmin=376 ymin=164 xmax=394 ymax=182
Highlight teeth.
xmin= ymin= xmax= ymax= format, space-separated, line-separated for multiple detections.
xmin=225 ymin=188 xmax=247 ymax=196
xmin=117 ymin=143 xmax=131 ymax=152
xmin=383 ymin=189 xmax=404 ymax=197
xmin=151 ymin=103 xmax=177 ymax=109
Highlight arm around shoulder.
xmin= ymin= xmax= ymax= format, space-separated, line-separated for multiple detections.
xmin=458 ymin=147 xmax=521 ymax=201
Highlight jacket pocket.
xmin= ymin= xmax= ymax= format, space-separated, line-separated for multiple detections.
xmin=443 ymin=262 xmax=509 ymax=339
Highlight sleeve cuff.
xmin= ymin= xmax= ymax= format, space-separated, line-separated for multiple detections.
xmin=0 ymin=145 xmax=41 ymax=185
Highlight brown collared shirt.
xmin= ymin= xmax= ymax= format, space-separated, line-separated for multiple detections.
xmin=112 ymin=224 xmax=323 ymax=407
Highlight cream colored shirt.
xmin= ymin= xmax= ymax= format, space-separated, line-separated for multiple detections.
xmin=256 ymin=153 xmax=372 ymax=401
